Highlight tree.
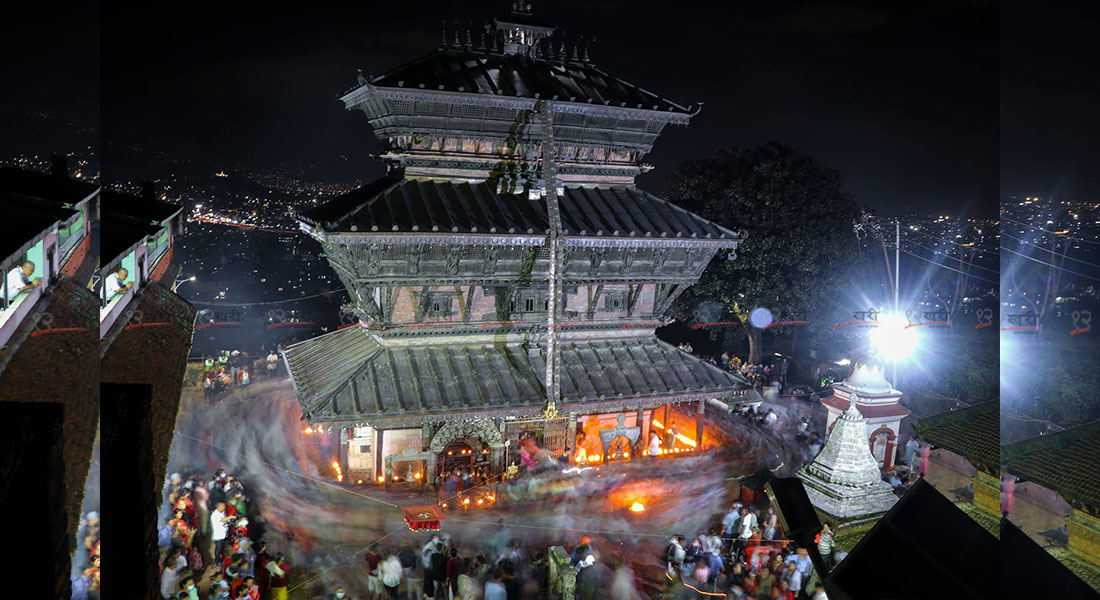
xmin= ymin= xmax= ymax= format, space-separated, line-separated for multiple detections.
xmin=666 ymin=143 xmax=861 ymax=363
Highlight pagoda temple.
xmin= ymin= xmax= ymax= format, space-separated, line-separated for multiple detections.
xmin=283 ymin=2 xmax=749 ymax=484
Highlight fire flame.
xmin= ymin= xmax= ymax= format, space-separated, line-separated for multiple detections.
xmin=303 ymin=427 xmax=313 ymax=434
xmin=377 ymin=475 xmax=385 ymax=483
xmin=630 ymin=503 xmax=645 ymax=512
xmin=651 ymin=420 xmax=698 ymax=447
xmin=332 ymin=461 xmax=343 ymax=482
xmin=415 ymin=472 xmax=422 ymax=480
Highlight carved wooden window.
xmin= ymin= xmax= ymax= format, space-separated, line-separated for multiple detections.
xmin=619 ymin=119 xmax=644 ymax=130
xmin=605 ymin=292 xmax=627 ymax=310
xmin=452 ymin=104 xmax=481 ymax=118
xmin=486 ymin=106 xmax=517 ymax=120
xmin=461 ymin=139 xmax=477 ymax=153
xmin=645 ymin=121 xmax=663 ymax=133
xmin=381 ymin=245 xmax=402 ymax=260
xmin=425 ymin=293 xmax=455 ymax=317
xmin=415 ymin=101 xmax=448 ymax=116
xmin=390 ymin=100 xmax=412 ymax=114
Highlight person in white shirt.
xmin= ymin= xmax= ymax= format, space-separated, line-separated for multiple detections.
xmin=104 ymin=267 xmax=132 ymax=301
xmin=211 ymin=502 xmax=230 ymax=559
xmin=5 ymin=261 xmax=40 ymax=303
xmin=266 ymin=350 xmax=279 ymax=376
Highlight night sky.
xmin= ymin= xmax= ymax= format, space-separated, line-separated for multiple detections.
xmin=1001 ymin=0 xmax=1100 ymax=204
xmin=20 ymin=1 xmax=1095 ymax=218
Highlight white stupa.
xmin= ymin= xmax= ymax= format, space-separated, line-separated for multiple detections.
xmin=798 ymin=402 xmax=898 ymax=518
xmin=821 ymin=356 xmax=910 ymax=470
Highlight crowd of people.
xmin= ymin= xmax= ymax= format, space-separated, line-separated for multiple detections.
xmin=70 ymin=510 xmax=101 ymax=599
xmin=159 ymin=468 xmax=290 ymax=600
xmin=674 ymin=344 xmax=789 ymax=393
xmin=658 ymin=501 xmax=832 ymax=600
xmin=202 ymin=349 xmax=282 ymax=400
xmin=347 ymin=535 xmax=549 ymax=600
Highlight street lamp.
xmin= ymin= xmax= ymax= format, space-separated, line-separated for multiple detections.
xmin=868 ymin=312 xmax=918 ymax=362
xmin=172 ymin=275 xmax=196 ymax=293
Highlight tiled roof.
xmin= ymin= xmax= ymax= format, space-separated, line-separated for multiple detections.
xmin=300 ymin=179 xmax=739 ymax=243
xmin=282 ymin=326 xmax=382 ymax=410
xmin=1002 ymin=419 xmax=1100 ymax=513
xmin=368 ymin=48 xmax=692 ymax=113
xmin=912 ymin=401 xmax=999 ymax=474
xmin=285 ymin=334 xmax=748 ymax=426
xmin=822 ymin=396 xmax=912 ymax=420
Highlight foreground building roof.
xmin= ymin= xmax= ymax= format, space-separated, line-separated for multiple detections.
xmin=284 ymin=327 xmax=748 ymax=428
xmin=826 ymin=478 xmax=998 ymax=600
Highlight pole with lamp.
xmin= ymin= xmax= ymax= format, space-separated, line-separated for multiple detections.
xmin=172 ymin=273 xmax=196 ymax=293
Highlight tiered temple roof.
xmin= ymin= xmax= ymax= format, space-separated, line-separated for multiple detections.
xmin=300 ymin=179 xmax=739 ymax=244
xmin=365 ymin=47 xmax=694 ymax=115
xmin=285 ymin=326 xmax=749 ymax=428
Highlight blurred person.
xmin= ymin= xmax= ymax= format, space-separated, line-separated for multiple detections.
xmin=458 ymin=559 xmax=482 ymax=600
xmin=381 ymin=551 xmax=404 ymax=600
xmin=365 ymin=543 xmax=383 ymax=600
xmin=483 ymin=569 xmax=506 ymax=600
xmin=266 ymin=349 xmax=279 ymax=377
xmin=161 ymin=551 xmax=188 ymax=600
xmin=267 ymin=553 xmax=290 ymax=600
xmin=816 ymin=523 xmax=835 ymax=570
xmin=431 ymin=542 xmax=448 ymax=600
xmin=179 ymin=576 xmax=200 ymax=600
xmin=904 ymin=435 xmax=919 ymax=467
xmin=211 ymin=502 xmax=230 ymax=561
xmin=446 ymin=548 xmax=462 ymax=598
xmin=810 ymin=584 xmax=827 ymax=600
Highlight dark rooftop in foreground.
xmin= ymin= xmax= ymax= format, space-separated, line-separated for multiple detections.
xmin=0 ymin=167 xmax=98 ymax=208
xmin=827 ymin=478 xmax=998 ymax=599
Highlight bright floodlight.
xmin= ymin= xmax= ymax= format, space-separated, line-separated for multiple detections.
xmin=868 ymin=313 xmax=918 ymax=361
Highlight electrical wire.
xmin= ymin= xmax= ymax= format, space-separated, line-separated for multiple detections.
xmin=896 ymin=238 xmax=999 ymax=274
xmin=1001 ymin=247 xmax=1100 ymax=284
xmin=877 ymin=242 xmax=999 ymax=285
xmin=1001 ymin=233 xmax=1100 ymax=271
xmin=1002 ymin=216 xmax=1100 ymax=247
xmin=187 ymin=288 xmax=345 ymax=306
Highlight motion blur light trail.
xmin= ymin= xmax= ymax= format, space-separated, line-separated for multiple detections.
xmin=165 ymin=378 xmax=809 ymax=596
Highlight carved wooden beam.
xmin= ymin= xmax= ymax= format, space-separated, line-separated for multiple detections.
xmin=462 ymin=286 xmax=475 ymax=323
xmin=414 ymin=285 xmax=431 ymax=322
xmin=587 ymin=284 xmax=604 ymax=320
xmin=627 ymin=283 xmax=643 ymax=317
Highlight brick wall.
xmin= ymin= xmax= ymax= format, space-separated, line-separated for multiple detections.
xmin=0 ymin=277 xmax=99 ymax=562
xmin=101 ymin=282 xmax=196 ymax=500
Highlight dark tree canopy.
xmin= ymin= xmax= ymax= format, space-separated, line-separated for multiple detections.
xmin=666 ymin=142 xmax=862 ymax=362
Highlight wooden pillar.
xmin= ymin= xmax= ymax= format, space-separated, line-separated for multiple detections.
xmin=567 ymin=413 xmax=578 ymax=463
xmin=662 ymin=403 xmax=673 ymax=449
xmin=339 ymin=427 xmax=350 ymax=480
xmin=375 ymin=428 xmax=385 ymax=481
xmin=640 ymin=408 xmax=651 ymax=454
xmin=696 ymin=399 xmax=706 ymax=450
